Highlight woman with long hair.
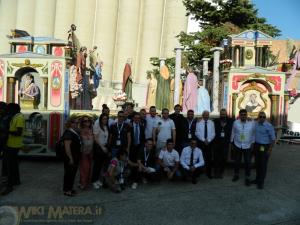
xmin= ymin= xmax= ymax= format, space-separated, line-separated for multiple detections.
xmin=79 ymin=116 xmax=94 ymax=190
xmin=62 ymin=117 xmax=81 ymax=197
xmin=92 ymin=113 xmax=110 ymax=189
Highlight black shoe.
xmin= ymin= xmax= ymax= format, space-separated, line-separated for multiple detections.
xmin=232 ymin=175 xmax=239 ymax=182
xmin=192 ymin=178 xmax=197 ymax=184
xmin=245 ymin=179 xmax=251 ymax=186
xmin=207 ymin=174 xmax=213 ymax=179
xmin=250 ymin=180 xmax=258 ymax=185
xmin=1 ymin=187 xmax=13 ymax=195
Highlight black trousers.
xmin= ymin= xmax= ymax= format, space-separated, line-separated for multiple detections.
xmin=181 ymin=166 xmax=202 ymax=180
xmin=213 ymin=140 xmax=230 ymax=175
xmin=199 ymin=141 xmax=212 ymax=177
xmin=254 ymin=143 xmax=270 ymax=186
xmin=233 ymin=144 xmax=251 ymax=178
xmin=91 ymin=153 xmax=109 ymax=183
xmin=63 ymin=158 xmax=79 ymax=192
xmin=2 ymin=147 xmax=20 ymax=187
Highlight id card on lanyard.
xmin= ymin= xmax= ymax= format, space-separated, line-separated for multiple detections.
xmin=116 ymin=123 xmax=124 ymax=146
xmin=188 ymin=119 xmax=194 ymax=139
xmin=144 ymin=149 xmax=150 ymax=167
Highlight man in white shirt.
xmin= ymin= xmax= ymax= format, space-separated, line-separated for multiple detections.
xmin=180 ymin=138 xmax=205 ymax=184
xmin=195 ymin=110 xmax=215 ymax=179
xmin=230 ymin=109 xmax=255 ymax=186
xmin=153 ymin=108 xmax=176 ymax=155
xmin=158 ymin=139 xmax=180 ymax=180
xmin=145 ymin=106 xmax=160 ymax=139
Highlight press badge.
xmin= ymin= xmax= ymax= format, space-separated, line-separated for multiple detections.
xmin=259 ymin=146 xmax=265 ymax=152
xmin=188 ymin=133 xmax=192 ymax=139
xmin=221 ymin=132 xmax=225 ymax=137
xmin=116 ymin=139 xmax=121 ymax=146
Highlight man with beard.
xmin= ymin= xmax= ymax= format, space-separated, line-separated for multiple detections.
xmin=213 ymin=109 xmax=234 ymax=178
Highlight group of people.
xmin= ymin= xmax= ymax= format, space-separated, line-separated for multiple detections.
xmin=60 ymin=103 xmax=276 ymax=196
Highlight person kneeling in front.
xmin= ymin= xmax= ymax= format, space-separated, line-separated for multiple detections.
xmin=158 ymin=139 xmax=180 ymax=181
xmin=180 ymin=138 xmax=205 ymax=184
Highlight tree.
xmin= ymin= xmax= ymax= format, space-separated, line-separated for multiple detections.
xmin=179 ymin=0 xmax=281 ymax=69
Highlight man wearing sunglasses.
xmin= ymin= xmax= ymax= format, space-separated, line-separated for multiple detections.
xmin=252 ymin=111 xmax=276 ymax=189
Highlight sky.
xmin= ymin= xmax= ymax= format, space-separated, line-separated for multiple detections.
xmin=252 ymin=0 xmax=300 ymax=40
xmin=188 ymin=0 xmax=300 ymax=40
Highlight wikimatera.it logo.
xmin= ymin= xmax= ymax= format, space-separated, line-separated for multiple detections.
xmin=0 ymin=205 xmax=103 ymax=225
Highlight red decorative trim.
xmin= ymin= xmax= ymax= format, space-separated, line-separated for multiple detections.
xmin=49 ymin=112 xmax=61 ymax=149
xmin=232 ymin=75 xmax=247 ymax=90
xmin=268 ymin=76 xmax=281 ymax=91
xmin=17 ymin=45 xmax=27 ymax=53
xmin=53 ymin=47 xmax=64 ymax=57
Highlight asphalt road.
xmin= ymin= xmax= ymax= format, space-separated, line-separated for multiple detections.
xmin=0 ymin=143 xmax=299 ymax=225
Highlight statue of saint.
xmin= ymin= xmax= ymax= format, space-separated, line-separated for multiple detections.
xmin=146 ymin=72 xmax=157 ymax=107
xmin=197 ymin=80 xmax=211 ymax=114
xmin=122 ymin=58 xmax=133 ymax=101
xmin=156 ymin=65 xmax=170 ymax=110
xmin=19 ymin=74 xmax=40 ymax=109
xmin=183 ymin=68 xmax=198 ymax=112
xmin=76 ymin=46 xmax=87 ymax=84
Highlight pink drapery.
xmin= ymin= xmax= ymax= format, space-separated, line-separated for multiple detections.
xmin=183 ymin=72 xmax=198 ymax=112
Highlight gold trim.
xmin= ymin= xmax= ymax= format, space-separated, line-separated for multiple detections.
xmin=11 ymin=59 xmax=44 ymax=68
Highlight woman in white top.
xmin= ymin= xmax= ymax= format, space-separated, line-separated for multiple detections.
xmin=91 ymin=114 xmax=110 ymax=189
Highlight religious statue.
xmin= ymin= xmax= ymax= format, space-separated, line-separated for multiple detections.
xmin=245 ymin=93 xmax=263 ymax=113
xmin=156 ymin=65 xmax=170 ymax=110
xmin=183 ymin=68 xmax=198 ymax=112
xmin=19 ymin=74 xmax=40 ymax=109
xmin=146 ymin=72 xmax=157 ymax=107
xmin=122 ymin=58 xmax=133 ymax=101
xmin=76 ymin=46 xmax=87 ymax=84
xmin=197 ymin=80 xmax=211 ymax=114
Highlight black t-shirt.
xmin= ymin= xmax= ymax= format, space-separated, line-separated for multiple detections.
xmin=110 ymin=122 xmax=131 ymax=148
xmin=62 ymin=129 xmax=82 ymax=164
xmin=137 ymin=148 xmax=156 ymax=168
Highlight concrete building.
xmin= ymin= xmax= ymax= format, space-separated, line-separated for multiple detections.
xmin=0 ymin=0 xmax=188 ymax=108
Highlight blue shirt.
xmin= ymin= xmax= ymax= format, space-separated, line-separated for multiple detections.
xmin=255 ymin=121 xmax=276 ymax=144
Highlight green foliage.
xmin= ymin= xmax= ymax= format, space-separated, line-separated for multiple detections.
xmin=179 ymin=0 xmax=281 ymax=69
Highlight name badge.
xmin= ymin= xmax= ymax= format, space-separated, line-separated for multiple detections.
xmin=240 ymin=134 xmax=245 ymax=141
xmin=221 ymin=132 xmax=225 ymax=138
xmin=119 ymin=178 xmax=124 ymax=184
xmin=188 ymin=133 xmax=192 ymax=139
xmin=259 ymin=146 xmax=265 ymax=152
xmin=116 ymin=139 xmax=121 ymax=146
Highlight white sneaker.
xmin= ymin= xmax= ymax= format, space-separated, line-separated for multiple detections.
xmin=96 ymin=180 xmax=103 ymax=187
xmin=93 ymin=182 xmax=100 ymax=189
xmin=131 ymin=182 xmax=138 ymax=189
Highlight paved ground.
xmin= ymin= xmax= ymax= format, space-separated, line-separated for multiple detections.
xmin=0 ymin=143 xmax=299 ymax=225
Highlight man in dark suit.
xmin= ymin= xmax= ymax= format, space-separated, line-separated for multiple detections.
xmin=183 ymin=109 xmax=197 ymax=148
xmin=129 ymin=112 xmax=146 ymax=189
xmin=169 ymin=104 xmax=186 ymax=154
xmin=213 ymin=108 xmax=234 ymax=178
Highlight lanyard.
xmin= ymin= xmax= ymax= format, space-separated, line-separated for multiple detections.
xmin=144 ymin=149 xmax=150 ymax=167
xmin=117 ymin=122 xmax=124 ymax=137
xmin=188 ymin=119 xmax=194 ymax=132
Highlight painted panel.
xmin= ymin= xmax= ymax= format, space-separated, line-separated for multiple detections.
xmin=0 ymin=59 xmax=4 ymax=101
xmin=16 ymin=45 xmax=28 ymax=53
xmin=50 ymin=60 xmax=62 ymax=107
xmin=52 ymin=46 xmax=64 ymax=57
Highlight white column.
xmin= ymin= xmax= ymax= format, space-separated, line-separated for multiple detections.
xmin=113 ymin=0 xmax=141 ymax=82
xmin=93 ymin=0 xmax=119 ymax=86
xmin=54 ymin=0 xmax=75 ymax=40
xmin=0 ymin=0 xmax=17 ymax=53
xmin=74 ymin=0 xmax=96 ymax=50
xmin=210 ymin=47 xmax=223 ymax=113
xmin=135 ymin=0 xmax=164 ymax=84
xmin=159 ymin=58 xmax=166 ymax=68
xmin=161 ymin=0 xmax=188 ymax=58
xmin=34 ymin=0 xmax=56 ymax=36
xmin=16 ymin=0 xmax=36 ymax=35
xmin=201 ymin=58 xmax=210 ymax=88
xmin=174 ymin=47 xmax=183 ymax=105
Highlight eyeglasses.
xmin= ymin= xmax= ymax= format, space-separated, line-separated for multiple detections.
xmin=259 ymin=116 xmax=266 ymax=119
xmin=83 ymin=120 xmax=90 ymax=122
xmin=71 ymin=121 xmax=78 ymax=124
